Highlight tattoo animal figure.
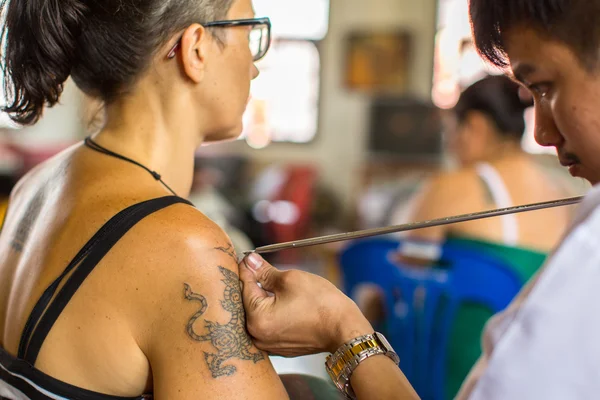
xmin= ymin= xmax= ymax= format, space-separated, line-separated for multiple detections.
xmin=184 ymin=266 xmax=264 ymax=378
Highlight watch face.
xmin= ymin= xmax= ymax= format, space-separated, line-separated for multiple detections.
xmin=375 ymin=332 xmax=401 ymax=365
xmin=375 ymin=332 xmax=394 ymax=352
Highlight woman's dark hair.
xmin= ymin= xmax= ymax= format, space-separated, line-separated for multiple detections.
xmin=469 ymin=0 xmax=600 ymax=70
xmin=454 ymin=75 xmax=532 ymax=140
xmin=0 ymin=0 xmax=234 ymax=125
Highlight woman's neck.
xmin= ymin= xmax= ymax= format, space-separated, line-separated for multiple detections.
xmin=481 ymin=139 xmax=525 ymax=164
xmin=93 ymin=89 xmax=203 ymax=198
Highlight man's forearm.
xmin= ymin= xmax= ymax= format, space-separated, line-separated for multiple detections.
xmin=350 ymin=355 xmax=420 ymax=400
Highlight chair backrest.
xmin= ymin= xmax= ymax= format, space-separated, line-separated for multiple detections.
xmin=338 ymin=238 xmax=523 ymax=400
xmin=339 ymin=238 xmax=440 ymax=384
xmin=426 ymin=243 xmax=522 ymax=400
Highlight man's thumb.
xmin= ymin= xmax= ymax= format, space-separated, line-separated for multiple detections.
xmin=239 ymin=263 xmax=268 ymax=311
xmin=242 ymin=253 xmax=282 ymax=293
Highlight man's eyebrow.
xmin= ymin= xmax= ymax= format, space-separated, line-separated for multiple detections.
xmin=512 ymin=63 xmax=537 ymax=83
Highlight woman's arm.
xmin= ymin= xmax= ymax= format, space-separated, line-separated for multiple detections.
xmin=133 ymin=208 xmax=288 ymax=399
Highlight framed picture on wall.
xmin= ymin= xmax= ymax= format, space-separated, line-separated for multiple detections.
xmin=368 ymin=96 xmax=443 ymax=162
xmin=344 ymin=30 xmax=412 ymax=94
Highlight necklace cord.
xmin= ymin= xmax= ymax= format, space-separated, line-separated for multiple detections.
xmin=84 ymin=137 xmax=178 ymax=197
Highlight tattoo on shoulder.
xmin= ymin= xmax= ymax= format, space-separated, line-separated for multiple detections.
xmin=11 ymin=192 xmax=45 ymax=252
xmin=183 ymin=266 xmax=264 ymax=378
xmin=215 ymin=244 xmax=238 ymax=263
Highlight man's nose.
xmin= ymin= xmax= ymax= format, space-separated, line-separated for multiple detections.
xmin=533 ymin=105 xmax=563 ymax=147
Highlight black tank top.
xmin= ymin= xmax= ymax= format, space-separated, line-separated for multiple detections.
xmin=0 ymin=196 xmax=192 ymax=400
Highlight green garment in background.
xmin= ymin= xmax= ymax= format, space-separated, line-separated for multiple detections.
xmin=444 ymin=237 xmax=547 ymax=399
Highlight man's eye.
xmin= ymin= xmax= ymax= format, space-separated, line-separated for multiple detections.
xmin=528 ymin=82 xmax=552 ymax=98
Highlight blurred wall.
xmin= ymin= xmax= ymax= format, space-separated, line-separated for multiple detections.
xmin=233 ymin=0 xmax=438 ymax=211
xmin=5 ymin=79 xmax=86 ymax=149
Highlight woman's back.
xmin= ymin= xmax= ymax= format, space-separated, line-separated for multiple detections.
xmin=0 ymin=145 xmax=178 ymax=396
xmin=445 ymin=154 xmax=573 ymax=250
xmin=0 ymin=143 xmax=287 ymax=399
xmin=404 ymin=152 xmax=575 ymax=253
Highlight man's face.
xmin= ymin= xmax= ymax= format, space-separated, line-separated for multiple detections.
xmin=504 ymin=27 xmax=600 ymax=185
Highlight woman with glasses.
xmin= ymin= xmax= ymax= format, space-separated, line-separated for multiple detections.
xmin=0 ymin=0 xmax=297 ymax=399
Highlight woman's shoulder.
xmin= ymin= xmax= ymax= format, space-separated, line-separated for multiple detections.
xmin=424 ymin=168 xmax=482 ymax=196
xmin=404 ymin=168 xmax=483 ymax=222
xmin=130 ymin=199 xmax=235 ymax=258
xmin=110 ymin=197 xmax=243 ymax=325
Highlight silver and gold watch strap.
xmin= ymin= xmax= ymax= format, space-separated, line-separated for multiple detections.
xmin=325 ymin=332 xmax=400 ymax=399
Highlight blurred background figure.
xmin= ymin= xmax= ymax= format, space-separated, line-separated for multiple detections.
xmin=397 ymin=75 xmax=576 ymax=248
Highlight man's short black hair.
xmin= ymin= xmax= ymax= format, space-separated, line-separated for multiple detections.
xmin=469 ymin=0 xmax=600 ymax=70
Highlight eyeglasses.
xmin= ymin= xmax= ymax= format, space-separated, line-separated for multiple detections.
xmin=167 ymin=17 xmax=272 ymax=62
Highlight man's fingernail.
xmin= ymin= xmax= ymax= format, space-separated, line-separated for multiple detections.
xmin=246 ymin=253 xmax=264 ymax=272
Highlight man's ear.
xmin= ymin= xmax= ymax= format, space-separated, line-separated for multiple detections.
xmin=180 ymin=24 xmax=209 ymax=83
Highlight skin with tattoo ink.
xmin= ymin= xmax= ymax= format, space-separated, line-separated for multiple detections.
xmin=184 ymin=259 xmax=264 ymax=378
xmin=11 ymin=191 xmax=45 ymax=252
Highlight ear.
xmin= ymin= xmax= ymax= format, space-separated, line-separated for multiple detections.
xmin=180 ymin=24 xmax=210 ymax=84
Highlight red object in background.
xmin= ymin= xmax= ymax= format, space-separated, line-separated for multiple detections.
xmin=266 ymin=165 xmax=318 ymax=264
xmin=6 ymin=141 xmax=73 ymax=177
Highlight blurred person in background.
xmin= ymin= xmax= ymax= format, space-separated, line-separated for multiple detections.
xmin=358 ymin=75 xmax=580 ymax=398
xmin=398 ymin=75 xmax=574 ymax=254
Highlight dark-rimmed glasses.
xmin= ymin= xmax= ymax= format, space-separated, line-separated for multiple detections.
xmin=167 ymin=17 xmax=272 ymax=62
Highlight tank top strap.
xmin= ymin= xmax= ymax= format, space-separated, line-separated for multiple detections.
xmin=475 ymin=162 xmax=519 ymax=246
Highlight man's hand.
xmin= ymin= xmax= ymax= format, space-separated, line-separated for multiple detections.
xmin=239 ymin=253 xmax=373 ymax=357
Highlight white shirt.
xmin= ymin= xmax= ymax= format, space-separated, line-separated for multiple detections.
xmin=457 ymin=184 xmax=600 ymax=399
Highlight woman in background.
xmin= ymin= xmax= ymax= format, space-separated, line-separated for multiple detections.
xmin=400 ymin=75 xmax=575 ymax=254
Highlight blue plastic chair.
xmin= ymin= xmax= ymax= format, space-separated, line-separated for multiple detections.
xmin=339 ymin=238 xmax=448 ymax=389
xmin=338 ymin=238 xmax=422 ymax=381
xmin=338 ymin=238 xmax=523 ymax=400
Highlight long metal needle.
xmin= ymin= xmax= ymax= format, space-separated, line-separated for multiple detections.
xmin=247 ymin=196 xmax=583 ymax=255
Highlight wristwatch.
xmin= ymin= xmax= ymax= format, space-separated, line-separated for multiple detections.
xmin=325 ymin=332 xmax=400 ymax=399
